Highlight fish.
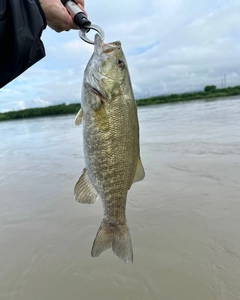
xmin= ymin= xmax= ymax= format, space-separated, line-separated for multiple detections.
xmin=74 ymin=34 xmax=145 ymax=264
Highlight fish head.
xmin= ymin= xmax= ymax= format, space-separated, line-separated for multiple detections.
xmin=84 ymin=34 xmax=129 ymax=101
xmin=94 ymin=34 xmax=126 ymax=82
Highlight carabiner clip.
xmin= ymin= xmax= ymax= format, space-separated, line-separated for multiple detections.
xmin=79 ymin=25 xmax=105 ymax=44
xmin=61 ymin=0 xmax=105 ymax=45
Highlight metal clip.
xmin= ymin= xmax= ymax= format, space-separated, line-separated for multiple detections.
xmin=61 ymin=0 xmax=105 ymax=45
xmin=78 ymin=25 xmax=105 ymax=44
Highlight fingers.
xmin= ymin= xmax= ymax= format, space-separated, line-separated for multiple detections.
xmin=40 ymin=0 xmax=88 ymax=32
xmin=74 ymin=0 xmax=85 ymax=9
xmin=65 ymin=0 xmax=88 ymax=30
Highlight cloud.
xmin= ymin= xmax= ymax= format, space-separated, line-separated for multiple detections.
xmin=1 ymin=0 xmax=240 ymax=111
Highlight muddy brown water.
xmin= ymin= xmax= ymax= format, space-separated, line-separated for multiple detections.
xmin=0 ymin=97 xmax=240 ymax=300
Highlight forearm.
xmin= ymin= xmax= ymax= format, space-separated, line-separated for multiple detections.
xmin=0 ymin=0 xmax=46 ymax=88
xmin=0 ymin=0 xmax=87 ymax=88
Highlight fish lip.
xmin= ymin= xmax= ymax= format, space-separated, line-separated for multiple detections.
xmin=94 ymin=34 xmax=121 ymax=54
xmin=108 ymin=41 xmax=122 ymax=48
xmin=94 ymin=33 xmax=102 ymax=46
xmin=84 ymin=73 xmax=108 ymax=100
xmin=91 ymin=87 xmax=105 ymax=98
xmin=91 ymin=72 xmax=109 ymax=99
xmin=94 ymin=34 xmax=103 ymax=53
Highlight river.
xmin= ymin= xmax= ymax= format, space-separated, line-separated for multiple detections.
xmin=0 ymin=97 xmax=240 ymax=300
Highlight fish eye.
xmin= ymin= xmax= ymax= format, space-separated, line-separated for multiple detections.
xmin=117 ymin=59 xmax=125 ymax=68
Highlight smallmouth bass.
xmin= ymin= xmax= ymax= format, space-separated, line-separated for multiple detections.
xmin=74 ymin=34 xmax=145 ymax=264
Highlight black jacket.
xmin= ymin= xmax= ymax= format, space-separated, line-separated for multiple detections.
xmin=0 ymin=0 xmax=46 ymax=88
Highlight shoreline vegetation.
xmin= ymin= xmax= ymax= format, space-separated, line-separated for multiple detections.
xmin=0 ymin=85 xmax=240 ymax=122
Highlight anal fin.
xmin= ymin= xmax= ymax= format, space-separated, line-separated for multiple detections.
xmin=74 ymin=168 xmax=98 ymax=204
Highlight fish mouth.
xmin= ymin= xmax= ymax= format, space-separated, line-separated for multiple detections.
xmin=91 ymin=87 xmax=105 ymax=98
xmin=94 ymin=34 xmax=121 ymax=54
xmin=84 ymin=80 xmax=106 ymax=99
xmin=94 ymin=34 xmax=103 ymax=50
xmin=91 ymin=72 xmax=109 ymax=99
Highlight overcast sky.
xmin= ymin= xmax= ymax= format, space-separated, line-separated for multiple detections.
xmin=0 ymin=0 xmax=240 ymax=112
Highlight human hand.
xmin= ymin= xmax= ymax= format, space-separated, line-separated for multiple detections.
xmin=39 ymin=0 xmax=87 ymax=32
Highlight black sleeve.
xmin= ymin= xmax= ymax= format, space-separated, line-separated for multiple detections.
xmin=0 ymin=0 xmax=47 ymax=88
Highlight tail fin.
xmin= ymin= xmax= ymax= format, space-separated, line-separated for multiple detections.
xmin=91 ymin=220 xmax=133 ymax=264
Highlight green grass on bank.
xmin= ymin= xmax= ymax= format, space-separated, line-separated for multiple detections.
xmin=0 ymin=85 xmax=240 ymax=122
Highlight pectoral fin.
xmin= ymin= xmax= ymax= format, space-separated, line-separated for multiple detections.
xmin=132 ymin=158 xmax=145 ymax=184
xmin=94 ymin=104 xmax=110 ymax=131
xmin=74 ymin=168 xmax=98 ymax=204
xmin=75 ymin=108 xmax=83 ymax=126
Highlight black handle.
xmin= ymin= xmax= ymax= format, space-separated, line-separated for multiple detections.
xmin=74 ymin=12 xmax=91 ymax=28
xmin=61 ymin=0 xmax=70 ymax=5
xmin=61 ymin=0 xmax=91 ymax=29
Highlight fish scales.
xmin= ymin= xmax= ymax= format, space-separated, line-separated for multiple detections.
xmin=74 ymin=34 xmax=145 ymax=264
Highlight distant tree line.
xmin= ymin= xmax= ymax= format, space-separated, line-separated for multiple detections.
xmin=204 ymin=85 xmax=217 ymax=92
xmin=0 ymin=103 xmax=80 ymax=121
xmin=136 ymin=85 xmax=240 ymax=106
xmin=0 ymin=85 xmax=240 ymax=121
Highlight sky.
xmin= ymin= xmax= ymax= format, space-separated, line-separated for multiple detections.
xmin=1 ymin=0 xmax=240 ymax=112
